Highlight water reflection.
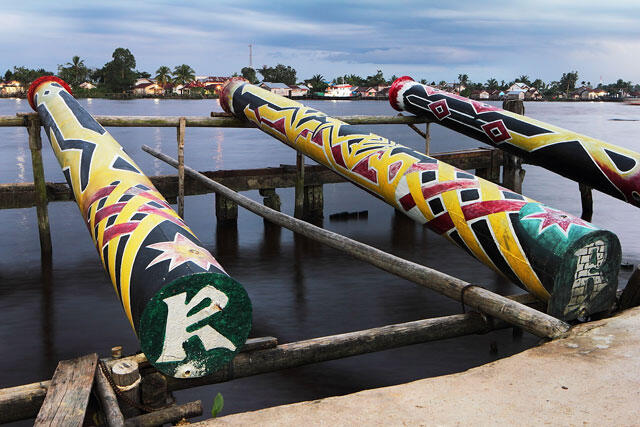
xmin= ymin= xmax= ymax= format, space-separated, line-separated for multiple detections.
xmin=16 ymin=137 xmax=26 ymax=182
xmin=213 ymin=129 xmax=224 ymax=170
xmin=40 ymin=259 xmax=55 ymax=373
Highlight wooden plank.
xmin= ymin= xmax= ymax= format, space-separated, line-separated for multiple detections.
xmin=26 ymin=116 xmax=52 ymax=260
xmin=34 ymin=353 xmax=98 ymax=426
xmin=0 ymin=149 xmax=498 ymax=210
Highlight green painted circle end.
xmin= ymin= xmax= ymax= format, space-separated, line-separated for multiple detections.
xmin=139 ymin=272 xmax=252 ymax=378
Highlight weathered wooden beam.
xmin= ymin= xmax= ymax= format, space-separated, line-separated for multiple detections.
xmin=94 ymin=364 xmax=125 ymax=427
xmin=34 ymin=353 xmax=98 ymax=427
xmin=124 ymin=400 xmax=202 ymax=427
xmin=143 ymin=145 xmax=570 ymax=338
xmin=0 ymin=113 xmax=429 ymax=128
xmin=0 ymin=149 xmax=499 ymax=210
xmin=164 ymin=307 xmax=543 ymax=392
xmin=0 ymin=337 xmax=277 ymax=423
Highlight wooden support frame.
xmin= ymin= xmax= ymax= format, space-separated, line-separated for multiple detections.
xmin=142 ymin=145 xmax=570 ymax=339
xmin=294 ymin=152 xmax=305 ymax=219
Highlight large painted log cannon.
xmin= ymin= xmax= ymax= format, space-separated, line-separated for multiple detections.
xmin=220 ymin=78 xmax=621 ymax=320
xmin=28 ymin=77 xmax=251 ymax=378
xmin=389 ymin=76 xmax=640 ymax=208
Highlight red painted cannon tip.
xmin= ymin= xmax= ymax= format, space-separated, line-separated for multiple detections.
xmin=389 ymin=76 xmax=415 ymax=111
xmin=28 ymin=76 xmax=73 ymax=111
xmin=219 ymin=77 xmax=249 ymax=114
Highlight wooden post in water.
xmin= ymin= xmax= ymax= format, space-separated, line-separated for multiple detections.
xmin=24 ymin=114 xmax=52 ymax=261
xmin=111 ymin=359 xmax=141 ymax=418
xmin=579 ymin=183 xmax=594 ymax=221
xmin=27 ymin=76 xmax=251 ymax=378
xmin=389 ymin=76 xmax=640 ymax=209
xmin=501 ymin=99 xmax=525 ymax=193
xmin=177 ymin=117 xmax=186 ymax=218
xmin=425 ymin=122 xmax=431 ymax=154
xmin=259 ymin=188 xmax=281 ymax=211
xmin=294 ymin=152 xmax=305 ymax=218
xmin=218 ymin=78 xmax=621 ymax=321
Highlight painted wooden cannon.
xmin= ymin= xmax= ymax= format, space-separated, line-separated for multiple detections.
xmin=389 ymin=76 xmax=640 ymax=208
xmin=220 ymin=78 xmax=620 ymax=320
xmin=28 ymin=76 xmax=251 ymax=378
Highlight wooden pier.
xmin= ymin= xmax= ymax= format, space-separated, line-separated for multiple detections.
xmin=3 ymin=104 xmax=621 ymax=424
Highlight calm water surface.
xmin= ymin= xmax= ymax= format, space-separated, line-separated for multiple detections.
xmin=0 ymin=98 xmax=638 ymax=422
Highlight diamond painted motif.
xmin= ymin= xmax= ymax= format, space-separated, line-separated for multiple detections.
xmin=481 ymin=120 xmax=511 ymax=144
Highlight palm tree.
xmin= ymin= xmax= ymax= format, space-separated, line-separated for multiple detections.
xmin=457 ymin=74 xmax=469 ymax=86
xmin=65 ymin=55 xmax=87 ymax=86
xmin=306 ymin=74 xmax=328 ymax=92
xmin=172 ymin=64 xmax=195 ymax=85
xmin=486 ymin=78 xmax=499 ymax=90
xmin=516 ymin=75 xmax=531 ymax=85
xmin=155 ymin=66 xmax=172 ymax=88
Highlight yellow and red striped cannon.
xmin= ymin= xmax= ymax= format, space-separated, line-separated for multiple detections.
xmin=389 ymin=76 xmax=640 ymax=208
xmin=28 ymin=77 xmax=251 ymax=378
xmin=220 ymin=78 xmax=620 ymax=320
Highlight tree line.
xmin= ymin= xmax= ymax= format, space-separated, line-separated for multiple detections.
xmin=3 ymin=47 xmax=639 ymax=98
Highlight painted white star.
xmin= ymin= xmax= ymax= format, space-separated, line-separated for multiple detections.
xmin=146 ymin=232 xmax=227 ymax=273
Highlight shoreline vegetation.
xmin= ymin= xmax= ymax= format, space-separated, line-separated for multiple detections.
xmin=2 ymin=48 xmax=639 ymax=103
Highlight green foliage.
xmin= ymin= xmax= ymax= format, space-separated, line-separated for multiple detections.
xmin=173 ymin=64 xmax=195 ymax=85
xmin=364 ymin=69 xmax=386 ymax=87
xmin=101 ymin=48 xmax=137 ymax=93
xmin=516 ymin=75 xmax=531 ymax=85
xmin=241 ymin=67 xmax=259 ymax=84
xmin=155 ymin=66 xmax=172 ymax=87
xmin=57 ymin=56 xmax=89 ymax=87
xmin=6 ymin=66 xmax=53 ymax=85
xmin=258 ymin=64 xmax=297 ymax=85
xmin=136 ymin=70 xmax=151 ymax=78
xmin=559 ymin=71 xmax=579 ymax=95
xmin=305 ymin=74 xmax=328 ymax=93
xmin=457 ymin=73 xmax=469 ymax=86
xmin=211 ymin=392 xmax=224 ymax=418
xmin=486 ymin=78 xmax=499 ymax=90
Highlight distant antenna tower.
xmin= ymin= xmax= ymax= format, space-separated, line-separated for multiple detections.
xmin=249 ymin=44 xmax=253 ymax=68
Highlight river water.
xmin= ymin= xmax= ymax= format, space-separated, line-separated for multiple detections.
xmin=0 ymin=98 xmax=638 ymax=422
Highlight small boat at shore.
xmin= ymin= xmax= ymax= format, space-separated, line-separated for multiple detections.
xmin=624 ymin=98 xmax=640 ymax=105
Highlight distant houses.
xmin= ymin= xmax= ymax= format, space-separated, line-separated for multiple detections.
xmin=0 ymin=80 xmax=23 ymax=96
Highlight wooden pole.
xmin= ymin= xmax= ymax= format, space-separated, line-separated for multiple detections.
xmin=294 ymin=152 xmax=305 ymax=219
xmin=124 ymin=400 xmax=202 ymax=427
xmin=177 ymin=117 xmax=186 ymax=218
xmin=620 ymin=265 xmax=640 ymax=310
xmin=219 ymin=80 xmax=620 ymax=321
xmin=28 ymin=77 xmax=252 ymax=379
xmin=501 ymin=99 xmax=525 ymax=193
xmin=111 ymin=360 xmax=141 ymax=418
xmin=25 ymin=115 xmax=52 ymax=261
xmin=579 ymin=183 xmax=593 ymax=222
xmin=425 ymin=122 xmax=431 ymax=154
xmin=163 ymin=303 xmax=541 ymax=392
xmin=141 ymin=145 xmax=570 ymax=339
xmin=94 ymin=365 xmax=125 ymax=427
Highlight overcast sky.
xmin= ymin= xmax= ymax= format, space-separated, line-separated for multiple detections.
xmin=2 ymin=0 xmax=640 ymax=84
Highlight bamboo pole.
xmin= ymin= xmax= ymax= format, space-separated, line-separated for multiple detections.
xmin=177 ymin=117 xmax=186 ymax=218
xmin=425 ymin=122 xmax=431 ymax=154
xmin=142 ymin=145 xmax=570 ymax=339
xmin=25 ymin=115 xmax=52 ymax=260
